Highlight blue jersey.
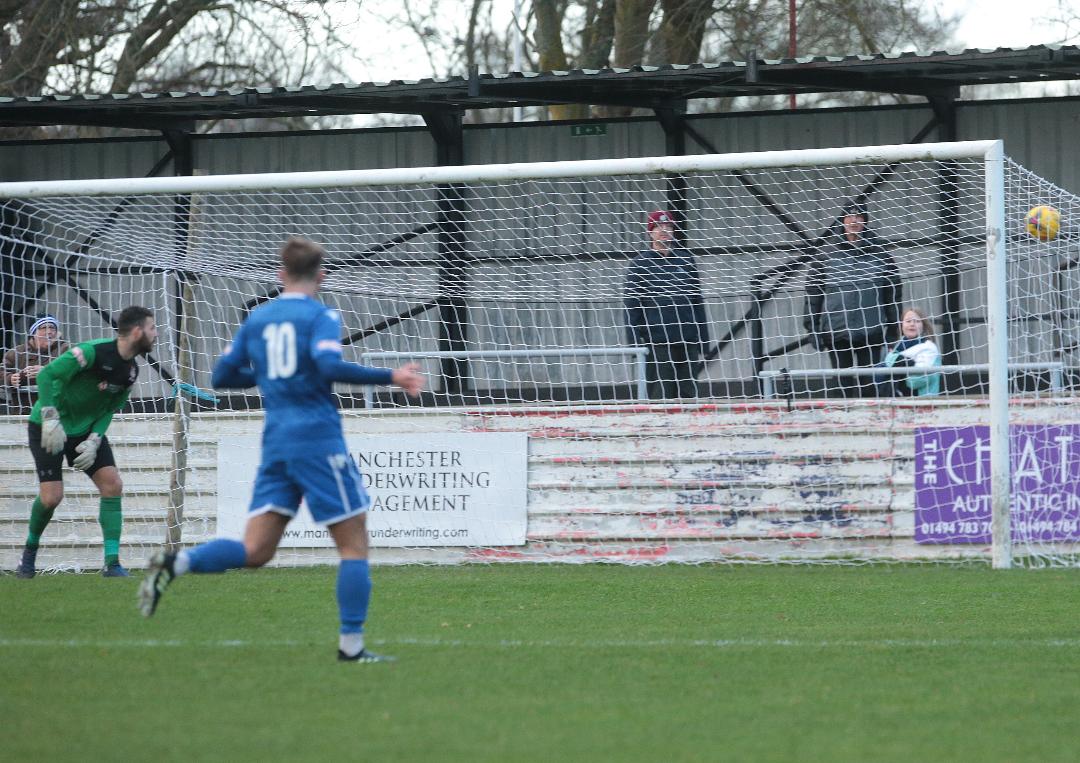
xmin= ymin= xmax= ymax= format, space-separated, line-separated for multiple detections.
xmin=212 ymin=293 xmax=392 ymax=461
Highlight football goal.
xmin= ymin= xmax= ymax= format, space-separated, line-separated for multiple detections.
xmin=0 ymin=140 xmax=1077 ymax=569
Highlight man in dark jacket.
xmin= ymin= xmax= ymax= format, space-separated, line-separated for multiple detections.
xmin=624 ymin=210 xmax=710 ymax=400
xmin=804 ymin=203 xmax=901 ymax=398
xmin=2 ymin=315 xmax=69 ymax=412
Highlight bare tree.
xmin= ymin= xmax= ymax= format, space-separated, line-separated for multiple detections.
xmin=658 ymin=0 xmax=714 ymax=65
xmin=612 ymin=0 xmax=656 ymax=67
xmin=381 ymin=0 xmax=959 ymax=120
xmin=0 ymin=1 xmax=365 ymax=136
xmin=0 ymin=1 xmax=969 ymax=136
xmin=704 ymin=0 xmax=960 ymax=108
xmin=580 ymin=0 xmax=616 ymax=69
xmin=1049 ymin=0 xmax=1080 ymax=44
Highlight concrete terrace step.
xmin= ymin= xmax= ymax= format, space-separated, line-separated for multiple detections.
xmin=466 ymin=538 xmax=988 ymax=564
xmin=526 ymin=501 xmax=905 ymax=516
xmin=529 ymin=484 xmax=910 ymax=510
xmin=0 ymin=523 xmax=211 ymax=546
xmin=0 ymin=508 xmax=212 ymax=522
xmin=525 ymin=511 xmax=902 ymax=541
xmin=528 ymin=473 xmax=914 ymax=490
xmin=528 ymin=448 xmax=910 ymax=463
xmin=0 ymin=493 xmax=216 ymax=516
xmin=529 ymin=460 xmax=909 ymax=484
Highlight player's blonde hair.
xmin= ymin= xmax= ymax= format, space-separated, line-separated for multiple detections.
xmin=280 ymin=236 xmax=325 ymax=281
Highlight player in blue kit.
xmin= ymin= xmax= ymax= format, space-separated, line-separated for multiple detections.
xmin=139 ymin=237 xmax=424 ymax=663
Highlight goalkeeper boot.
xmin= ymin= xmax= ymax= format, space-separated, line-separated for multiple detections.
xmin=138 ymin=551 xmax=176 ymax=617
xmin=102 ymin=562 xmax=130 ymax=578
xmin=337 ymin=649 xmax=396 ymax=664
xmin=15 ymin=546 xmax=38 ymax=579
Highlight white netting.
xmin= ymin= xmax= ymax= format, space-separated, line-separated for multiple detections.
xmin=0 ymin=143 xmax=1077 ymax=569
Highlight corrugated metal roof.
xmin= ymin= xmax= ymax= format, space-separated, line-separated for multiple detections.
xmin=0 ymin=46 xmax=1077 ymax=129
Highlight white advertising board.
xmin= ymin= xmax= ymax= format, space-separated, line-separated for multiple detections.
xmin=217 ymin=432 xmax=528 ymax=547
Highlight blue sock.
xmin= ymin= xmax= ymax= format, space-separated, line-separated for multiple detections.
xmin=186 ymin=538 xmax=247 ymax=574
xmin=337 ymin=559 xmax=371 ymax=635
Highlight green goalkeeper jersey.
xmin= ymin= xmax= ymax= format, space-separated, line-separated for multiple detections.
xmin=29 ymin=338 xmax=139 ymax=436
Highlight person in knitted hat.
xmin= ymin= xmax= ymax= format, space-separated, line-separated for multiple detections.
xmin=2 ymin=315 xmax=68 ymax=393
xmin=624 ymin=210 xmax=711 ymax=399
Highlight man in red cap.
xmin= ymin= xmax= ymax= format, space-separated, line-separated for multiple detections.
xmin=624 ymin=210 xmax=710 ymax=399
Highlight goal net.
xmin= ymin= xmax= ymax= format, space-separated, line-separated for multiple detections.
xmin=0 ymin=141 xmax=1077 ymax=570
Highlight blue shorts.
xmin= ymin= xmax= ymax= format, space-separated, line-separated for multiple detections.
xmin=249 ymin=451 xmax=370 ymax=525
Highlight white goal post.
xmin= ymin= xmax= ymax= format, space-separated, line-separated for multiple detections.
xmin=0 ymin=141 xmax=1002 ymax=198
xmin=1 ymin=139 xmax=1076 ymax=570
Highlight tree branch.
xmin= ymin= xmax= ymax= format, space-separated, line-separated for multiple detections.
xmin=112 ymin=0 xmax=217 ymax=93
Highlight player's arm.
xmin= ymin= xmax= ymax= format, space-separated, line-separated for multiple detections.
xmin=36 ymin=343 xmax=96 ymax=408
xmin=211 ymin=324 xmax=257 ymax=389
xmin=35 ymin=343 xmax=96 ymax=454
xmin=311 ymin=309 xmax=423 ymax=395
xmin=311 ymin=309 xmax=392 ymax=385
xmin=72 ymin=386 xmax=133 ymax=468
xmin=89 ymin=387 xmax=132 ymax=436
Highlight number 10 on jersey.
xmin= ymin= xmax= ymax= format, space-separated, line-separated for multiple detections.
xmin=263 ymin=322 xmax=297 ymax=379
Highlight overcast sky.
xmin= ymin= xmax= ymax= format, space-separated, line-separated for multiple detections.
xmin=338 ymin=0 xmax=1079 ymax=120
xmin=347 ymin=1 xmax=1077 ymax=83
xmin=952 ymin=0 xmax=1074 ymax=48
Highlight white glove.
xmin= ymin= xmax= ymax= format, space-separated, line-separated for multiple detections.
xmin=73 ymin=433 xmax=102 ymax=471
xmin=40 ymin=407 xmax=67 ymax=455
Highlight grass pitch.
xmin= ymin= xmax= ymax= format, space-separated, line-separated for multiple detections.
xmin=2 ymin=564 xmax=1079 ymax=762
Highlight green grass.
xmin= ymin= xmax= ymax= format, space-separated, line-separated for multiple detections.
xmin=2 ymin=565 xmax=1079 ymax=763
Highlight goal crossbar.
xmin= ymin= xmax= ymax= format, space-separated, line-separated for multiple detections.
xmin=0 ymin=140 xmax=1001 ymax=198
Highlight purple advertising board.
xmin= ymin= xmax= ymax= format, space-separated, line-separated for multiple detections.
xmin=915 ymin=425 xmax=1080 ymax=544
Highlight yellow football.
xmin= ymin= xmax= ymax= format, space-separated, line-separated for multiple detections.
xmin=1026 ymin=205 xmax=1061 ymax=241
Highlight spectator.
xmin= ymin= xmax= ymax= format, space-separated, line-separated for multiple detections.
xmin=624 ymin=210 xmax=710 ymax=400
xmin=804 ymin=203 xmax=901 ymax=398
xmin=2 ymin=315 xmax=68 ymax=411
xmin=877 ymin=307 xmax=941 ymax=397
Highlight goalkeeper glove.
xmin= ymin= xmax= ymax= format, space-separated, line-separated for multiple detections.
xmin=73 ymin=433 xmax=102 ymax=471
xmin=39 ymin=407 xmax=67 ymax=455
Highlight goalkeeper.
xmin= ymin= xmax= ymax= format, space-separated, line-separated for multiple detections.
xmin=15 ymin=306 xmax=158 ymax=579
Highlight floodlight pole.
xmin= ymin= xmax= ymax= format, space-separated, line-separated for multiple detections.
xmin=788 ymin=0 xmax=797 ymax=110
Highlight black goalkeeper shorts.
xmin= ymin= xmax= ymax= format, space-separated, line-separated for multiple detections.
xmin=28 ymin=421 xmax=115 ymax=482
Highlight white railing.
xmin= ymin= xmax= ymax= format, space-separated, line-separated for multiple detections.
xmin=359 ymin=348 xmax=650 ymax=407
xmin=758 ymin=363 xmax=1066 ymax=398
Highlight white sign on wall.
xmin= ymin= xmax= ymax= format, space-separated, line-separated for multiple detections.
xmin=217 ymin=432 xmax=528 ymax=547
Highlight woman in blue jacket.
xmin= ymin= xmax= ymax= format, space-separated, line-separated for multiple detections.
xmin=878 ymin=307 xmax=942 ymax=397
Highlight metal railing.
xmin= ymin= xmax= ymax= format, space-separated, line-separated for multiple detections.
xmin=359 ymin=347 xmax=650 ymax=407
xmin=758 ymin=362 xmax=1066 ymax=398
